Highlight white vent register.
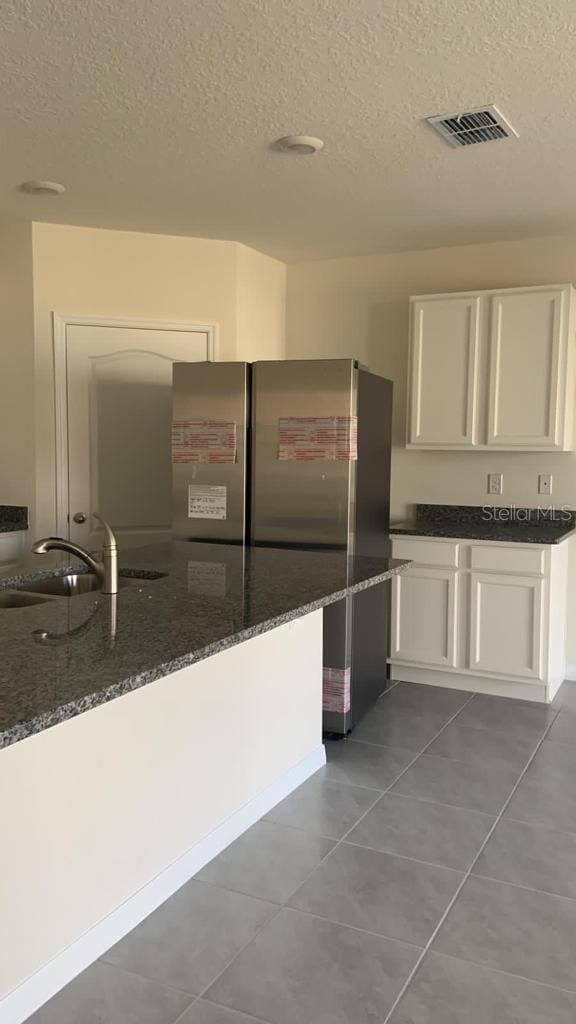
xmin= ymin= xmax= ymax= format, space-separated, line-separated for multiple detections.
xmin=426 ymin=105 xmax=518 ymax=147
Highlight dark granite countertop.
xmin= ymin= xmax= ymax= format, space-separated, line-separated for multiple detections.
xmin=391 ymin=504 xmax=576 ymax=545
xmin=0 ymin=505 xmax=28 ymax=533
xmin=0 ymin=541 xmax=409 ymax=749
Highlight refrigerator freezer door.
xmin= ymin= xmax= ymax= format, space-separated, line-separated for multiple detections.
xmin=172 ymin=362 xmax=250 ymax=543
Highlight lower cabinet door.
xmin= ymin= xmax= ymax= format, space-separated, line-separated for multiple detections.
xmin=469 ymin=572 xmax=544 ymax=679
xmin=391 ymin=567 xmax=458 ymax=667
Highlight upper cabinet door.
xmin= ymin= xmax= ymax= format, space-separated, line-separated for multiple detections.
xmin=408 ymin=296 xmax=480 ymax=447
xmin=488 ymin=288 xmax=567 ymax=449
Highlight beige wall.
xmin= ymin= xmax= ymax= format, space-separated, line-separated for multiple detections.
xmin=0 ymin=223 xmax=34 ymax=511
xmin=236 ymin=243 xmax=287 ymax=361
xmin=29 ymin=223 xmax=285 ymax=536
xmin=286 ymin=234 xmax=576 ymax=664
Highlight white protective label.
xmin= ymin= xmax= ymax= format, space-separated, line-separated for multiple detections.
xmin=278 ymin=416 xmax=358 ymax=462
xmin=322 ymin=666 xmax=351 ymax=714
xmin=188 ymin=484 xmax=227 ymax=520
xmin=172 ymin=420 xmax=237 ymax=464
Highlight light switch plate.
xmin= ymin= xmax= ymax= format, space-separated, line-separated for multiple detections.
xmin=538 ymin=473 xmax=553 ymax=495
xmin=488 ymin=473 xmax=503 ymax=495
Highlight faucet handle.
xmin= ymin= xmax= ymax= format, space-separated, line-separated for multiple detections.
xmin=92 ymin=513 xmax=118 ymax=550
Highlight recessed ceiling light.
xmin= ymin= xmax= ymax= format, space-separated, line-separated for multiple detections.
xmin=19 ymin=179 xmax=66 ymax=196
xmin=274 ymin=135 xmax=324 ymax=155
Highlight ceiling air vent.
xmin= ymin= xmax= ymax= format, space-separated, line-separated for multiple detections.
xmin=426 ymin=105 xmax=518 ymax=147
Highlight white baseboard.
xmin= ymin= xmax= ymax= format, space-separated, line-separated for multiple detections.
xmin=1 ymin=744 xmax=326 ymax=1024
xmin=390 ymin=664 xmax=549 ymax=703
xmin=564 ymin=664 xmax=576 ymax=682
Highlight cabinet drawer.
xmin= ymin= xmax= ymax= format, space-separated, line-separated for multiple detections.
xmin=392 ymin=537 xmax=459 ymax=568
xmin=469 ymin=544 xmax=545 ymax=576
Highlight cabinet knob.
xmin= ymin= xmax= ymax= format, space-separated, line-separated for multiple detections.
xmin=73 ymin=512 xmax=87 ymax=524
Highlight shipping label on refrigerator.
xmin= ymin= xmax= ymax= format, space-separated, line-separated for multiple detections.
xmin=322 ymin=666 xmax=351 ymax=714
xmin=277 ymin=416 xmax=358 ymax=461
xmin=188 ymin=485 xmax=227 ymax=520
xmin=172 ymin=420 xmax=237 ymax=464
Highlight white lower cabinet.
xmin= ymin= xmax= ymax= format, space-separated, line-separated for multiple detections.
xmin=391 ymin=568 xmax=458 ymax=668
xmin=469 ymin=572 xmax=544 ymax=679
xmin=390 ymin=535 xmax=569 ymax=702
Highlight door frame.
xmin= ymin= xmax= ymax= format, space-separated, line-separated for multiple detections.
xmin=52 ymin=313 xmax=219 ymax=537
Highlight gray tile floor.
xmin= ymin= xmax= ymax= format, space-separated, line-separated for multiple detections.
xmin=29 ymin=679 xmax=576 ymax=1024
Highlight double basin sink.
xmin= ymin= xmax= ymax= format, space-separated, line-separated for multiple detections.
xmin=0 ymin=571 xmax=166 ymax=609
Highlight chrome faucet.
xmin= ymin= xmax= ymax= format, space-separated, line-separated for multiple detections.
xmin=32 ymin=513 xmax=119 ymax=594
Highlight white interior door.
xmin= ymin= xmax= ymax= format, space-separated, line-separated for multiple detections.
xmin=61 ymin=319 xmax=213 ymax=549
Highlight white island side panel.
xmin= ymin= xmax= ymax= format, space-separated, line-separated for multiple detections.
xmin=0 ymin=609 xmax=324 ymax=1022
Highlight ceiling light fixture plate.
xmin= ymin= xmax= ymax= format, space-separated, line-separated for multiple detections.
xmin=19 ymin=179 xmax=66 ymax=195
xmin=275 ymin=135 xmax=324 ymax=155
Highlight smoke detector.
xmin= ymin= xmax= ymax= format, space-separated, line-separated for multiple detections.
xmin=426 ymin=105 xmax=518 ymax=147
xmin=275 ymin=135 xmax=324 ymax=155
xmin=19 ymin=179 xmax=66 ymax=195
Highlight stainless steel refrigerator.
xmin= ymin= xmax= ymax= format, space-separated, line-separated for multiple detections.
xmin=172 ymin=358 xmax=393 ymax=736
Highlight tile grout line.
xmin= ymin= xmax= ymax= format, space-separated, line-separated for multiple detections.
xmin=96 ymin=684 xmax=400 ymax=1016
xmin=503 ymin=812 xmax=576 ymax=837
xmin=192 ymin=901 xmax=286 ymax=1006
xmin=110 ymin=696 xmax=564 ymax=1023
xmin=42 ymin=687 xmax=570 ymax=1023
xmin=313 ymin=743 xmax=538 ymax=797
xmin=251 ymin=903 xmax=426 ymax=952
xmin=356 ymin=712 xmax=558 ymax=750
xmin=172 ymin=991 xmax=273 ymax=1024
xmin=202 ymin=738 xmax=567 ymax=903
xmin=426 ymin=946 xmax=576 ymax=1000
xmin=380 ymin=707 xmax=561 ymax=1024
xmin=98 ymin=959 xmax=200 ymax=1007
xmin=185 ymin=691 xmax=480 ymax=1015
xmin=277 ymin=692 xmax=479 ymax=902
xmin=172 ymin=995 xmax=200 ymax=1024
xmin=328 ymin=691 xmax=479 ymax=842
xmin=173 ymin=988 xmax=275 ymax=1024
xmin=203 ymin=692 xmax=480 ymax=919
xmin=105 ymin=689 xmax=561 ymax=1023
xmin=466 ymin=869 xmax=576 ymax=904
xmin=338 ymin=838 xmax=484 ymax=873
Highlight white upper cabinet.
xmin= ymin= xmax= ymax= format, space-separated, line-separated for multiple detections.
xmin=409 ymin=296 xmax=480 ymax=447
xmin=407 ymin=284 xmax=576 ymax=451
xmin=488 ymin=288 xmax=566 ymax=448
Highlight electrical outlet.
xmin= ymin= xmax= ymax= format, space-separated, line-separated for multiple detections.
xmin=538 ymin=473 xmax=553 ymax=495
xmin=488 ymin=473 xmax=503 ymax=495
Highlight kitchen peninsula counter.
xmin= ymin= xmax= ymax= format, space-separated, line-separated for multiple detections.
xmin=1 ymin=540 xmax=408 ymax=1021
xmin=0 ymin=540 xmax=408 ymax=748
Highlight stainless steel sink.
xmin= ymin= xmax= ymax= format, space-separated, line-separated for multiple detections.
xmin=0 ymin=591 xmax=55 ymax=609
xmin=15 ymin=571 xmax=166 ymax=597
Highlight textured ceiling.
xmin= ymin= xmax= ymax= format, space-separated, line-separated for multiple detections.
xmin=2 ymin=0 xmax=576 ymax=261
